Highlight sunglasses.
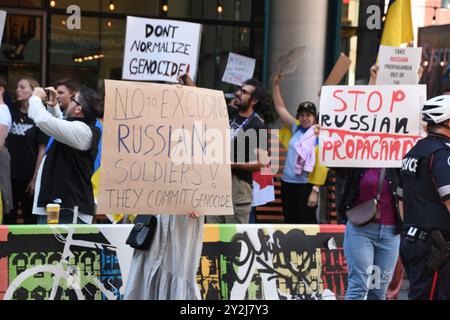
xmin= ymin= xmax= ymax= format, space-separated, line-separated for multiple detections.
xmin=236 ymin=87 xmax=253 ymax=96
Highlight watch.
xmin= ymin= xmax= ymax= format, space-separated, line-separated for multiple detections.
xmin=312 ymin=186 xmax=320 ymax=193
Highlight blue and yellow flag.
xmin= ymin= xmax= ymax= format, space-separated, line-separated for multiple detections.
xmin=380 ymin=0 xmax=414 ymax=46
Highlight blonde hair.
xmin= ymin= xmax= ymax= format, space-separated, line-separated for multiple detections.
xmin=19 ymin=77 xmax=40 ymax=90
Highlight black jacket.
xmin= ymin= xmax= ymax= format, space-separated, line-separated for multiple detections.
xmin=335 ymin=168 xmax=402 ymax=234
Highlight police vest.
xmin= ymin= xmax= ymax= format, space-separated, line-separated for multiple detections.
xmin=400 ymin=134 xmax=450 ymax=232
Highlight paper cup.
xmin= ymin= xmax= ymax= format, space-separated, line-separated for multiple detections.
xmin=46 ymin=204 xmax=60 ymax=224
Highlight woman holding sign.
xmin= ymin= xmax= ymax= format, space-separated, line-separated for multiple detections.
xmin=272 ymin=73 xmax=328 ymax=224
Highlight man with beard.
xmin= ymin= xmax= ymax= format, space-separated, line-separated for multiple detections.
xmin=178 ymin=75 xmax=270 ymax=223
xmin=210 ymin=79 xmax=269 ymax=224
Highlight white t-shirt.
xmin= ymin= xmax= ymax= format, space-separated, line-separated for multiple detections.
xmin=0 ymin=104 xmax=12 ymax=131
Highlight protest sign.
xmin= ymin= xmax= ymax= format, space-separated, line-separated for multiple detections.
xmin=98 ymin=80 xmax=233 ymax=216
xmin=319 ymin=85 xmax=426 ymax=168
xmin=376 ymin=45 xmax=422 ymax=85
xmin=274 ymin=46 xmax=306 ymax=76
xmin=318 ymin=52 xmax=352 ymax=96
xmin=0 ymin=11 xmax=6 ymax=44
xmin=122 ymin=16 xmax=202 ymax=83
xmin=222 ymin=52 xmax=256 ymax=86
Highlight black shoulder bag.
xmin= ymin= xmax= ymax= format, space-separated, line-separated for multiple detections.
xmin=126 ymin=215 xmax=157 ymax=250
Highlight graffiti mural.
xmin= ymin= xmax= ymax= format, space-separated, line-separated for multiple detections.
xmin=0 ymin=224 xmax=347 ymax=300
xmin=196 ymin=225 xmax=347 ymax=300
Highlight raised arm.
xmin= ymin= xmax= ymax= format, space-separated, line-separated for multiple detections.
xmin=272 ymin=73 xmax=297 ymax=128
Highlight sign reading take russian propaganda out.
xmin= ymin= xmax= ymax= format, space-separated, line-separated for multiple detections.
xmin=222 ymin=52 xmax=256 ymax=86
xmin=319 ymin=85 xmax=426 ymax=168
xmin=376 ymin=45 xmax=422 ymax=85
xmin=98 ymin=80 xmax=233 ymax=216
xmin=122 ymin=16 xmax=202 ymax=83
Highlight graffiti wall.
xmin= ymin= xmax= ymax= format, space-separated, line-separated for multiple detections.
xmin=0 ymin=224 xmax=347 ymax=300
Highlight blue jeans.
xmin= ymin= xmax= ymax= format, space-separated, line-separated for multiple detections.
xmin=344 ymin=222 xmax=400 ymax=300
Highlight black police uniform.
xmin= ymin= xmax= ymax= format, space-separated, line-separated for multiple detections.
xmin=398 ymin=132 xmax=450 ymax=300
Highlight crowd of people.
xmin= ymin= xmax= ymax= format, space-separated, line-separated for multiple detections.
xmin=0 ymin=66 xmax=448 ymax=301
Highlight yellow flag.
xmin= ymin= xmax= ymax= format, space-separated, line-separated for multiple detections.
xmin=380 ymin=0 xmax=414 ymax=46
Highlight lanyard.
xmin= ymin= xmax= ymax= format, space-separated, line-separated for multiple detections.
xmin=230 ymin=112 xmax=256 ymax=141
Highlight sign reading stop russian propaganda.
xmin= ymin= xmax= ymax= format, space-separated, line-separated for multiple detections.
xmin=122 ymin=16 xmax=202 ymax=83
xmin=319 ymin=85 xmax=427 ymax=168
xmin=98 ymin=80 xmax=233 ymax=216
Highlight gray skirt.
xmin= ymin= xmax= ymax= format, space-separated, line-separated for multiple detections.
xmin=124 ymin=214 xmax=204 ymax=300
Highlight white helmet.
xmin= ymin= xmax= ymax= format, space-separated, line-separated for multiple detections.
xmin=422 ymin=95 xmax=450 ymax=124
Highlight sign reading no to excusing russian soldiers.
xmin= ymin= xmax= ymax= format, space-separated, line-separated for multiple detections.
xmin=122 ymin=16 xmax=202 ymax=83
xmin=97 ymin=80 xmax=233 ymax=216
xmin=319 ymin=85 xmax=427 ymax=168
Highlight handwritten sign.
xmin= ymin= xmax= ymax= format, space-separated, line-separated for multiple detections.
xmin=122 ymin=16 xmax=202 ymax=83
xmin=318 ymin=52 xmax=352 ymax=96
xmin=319 ymin=85 xmax=426 ymax=168
xmin=98 ymin=80 xmax=233 ymax=216
xmin=0 ymin=11 xmax=6 ymax=44
xmin=376 ymin=46 xmax=422 ymax=85
xmin=274 ymin=46 xmax=306 ymax=75
xmin=222 ymin=52 xmax=256 ymax=86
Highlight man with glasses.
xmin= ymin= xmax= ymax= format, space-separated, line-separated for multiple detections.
xmin=27 ymin=86 xmax=102 ymax=224
xmin=213 ymin=79 xmax=270 ymax=224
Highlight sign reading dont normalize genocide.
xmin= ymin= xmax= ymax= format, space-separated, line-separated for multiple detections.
xmin=319 ymin=85 xmax=426 ymax=168
xmin=97 ymin=80 xmax=233 ymax=216
xmin=122 ymin=16 xmax=202 ymax=83
xmin=376 ymin=46 xmax=422 ymax=85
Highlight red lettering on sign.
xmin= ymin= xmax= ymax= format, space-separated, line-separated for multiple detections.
xmin=367 ymin=91 xmax=383 ymax=113
xmin=348 ymin=90 xmax=365 ymax=112
xmin=390 ymin=90 xmax=406 ymax=112
xmin=332 ymin=90 xmax=347 ymax=112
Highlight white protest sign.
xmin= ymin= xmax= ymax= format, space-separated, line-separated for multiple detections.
xmin=122 ymin=16 xmax=202 ymax=83
xmin=0 ymin=11 xmax=6 ymax=44
xmin=98 ymin=80 xmax=233 ymax=216
xmin=376 ymin=46 xmax=422 ymax=85
xmin=222 ymin=52 xmax=256 ymax=86
xmin=319 ymin=85 xmax=426 ymax=168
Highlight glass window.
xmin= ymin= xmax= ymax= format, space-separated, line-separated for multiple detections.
xmin=51 ymin=0 xmax=159 ymax=16
xmin=196 ymin=24 xmax=262 ymax=92
xmin=0 ymin=14 xmax=42 ymax=93
xmin=0 ymin=0 xmax=42 ymax=8
xmin=167 ymin=0 xmax=252 ymax=21
xmin=49 ymin=14 xmax=125 ymax=91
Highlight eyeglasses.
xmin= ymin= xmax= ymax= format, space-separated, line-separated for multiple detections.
xmin=236 ymin=87 xmax=253 ymax=96
xmin=70 ymin=95 xmax=82 ymax=107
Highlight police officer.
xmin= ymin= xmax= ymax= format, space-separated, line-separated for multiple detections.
xmin=398 ymin=95 xmax=450 ymax=300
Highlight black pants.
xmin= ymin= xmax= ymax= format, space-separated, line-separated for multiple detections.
xmin=400 ymin=235 xmax=450 ymax=300
xmin=3 ymin=178 xmax=37 ymax=225
xmin=281 ymin=180 xmax=317 ymax=224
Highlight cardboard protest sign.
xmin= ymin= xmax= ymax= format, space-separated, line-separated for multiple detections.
xmin=222 ymin=52 xmax=256 ymax=86
xmin=0 ymin=11 xmax=6 ymax=44
xmin=319 ymin=85 xmax=426 ymax=168
xmin=376 ymin=45 xmax=422 ymax=85
xmin=318 ymin=52 xmax=352 ymax=96
xmin=274 ymin=46 xmax=306 ymax=76
xmin=122 ymin=16 xmax=202 ymax=83
xmin=98 ymin=80 xmax=233 ymax=216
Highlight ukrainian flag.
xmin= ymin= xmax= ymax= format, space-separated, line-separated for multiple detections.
xmin=380 ymin=0 xmax=414 ymax=46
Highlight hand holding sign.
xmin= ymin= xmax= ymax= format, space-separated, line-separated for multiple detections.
xmin=273 ymin=46 xmax=306 ymax=78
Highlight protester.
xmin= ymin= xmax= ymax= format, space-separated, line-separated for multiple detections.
xmin=4 ymin=78 xmax=48 ymax=224
xmin=335 ymin=166 xmax=402 ymax=300
xmin=28 ymin=86 xmax=102 ymax=224
xmin=180 ymin=74 xmax=270 ymax=224
xmin=54 ymin=78 xmax=80 ymax=111
xmin=272 ymin=73 xmax=328 ymax=223
xmin=124 ymin=212 xmax=204 ymax=300
xmin=0 ymin=79 xmax=13 ymax=222
xmin=398 ymin=95 xmax=450 ymax=300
